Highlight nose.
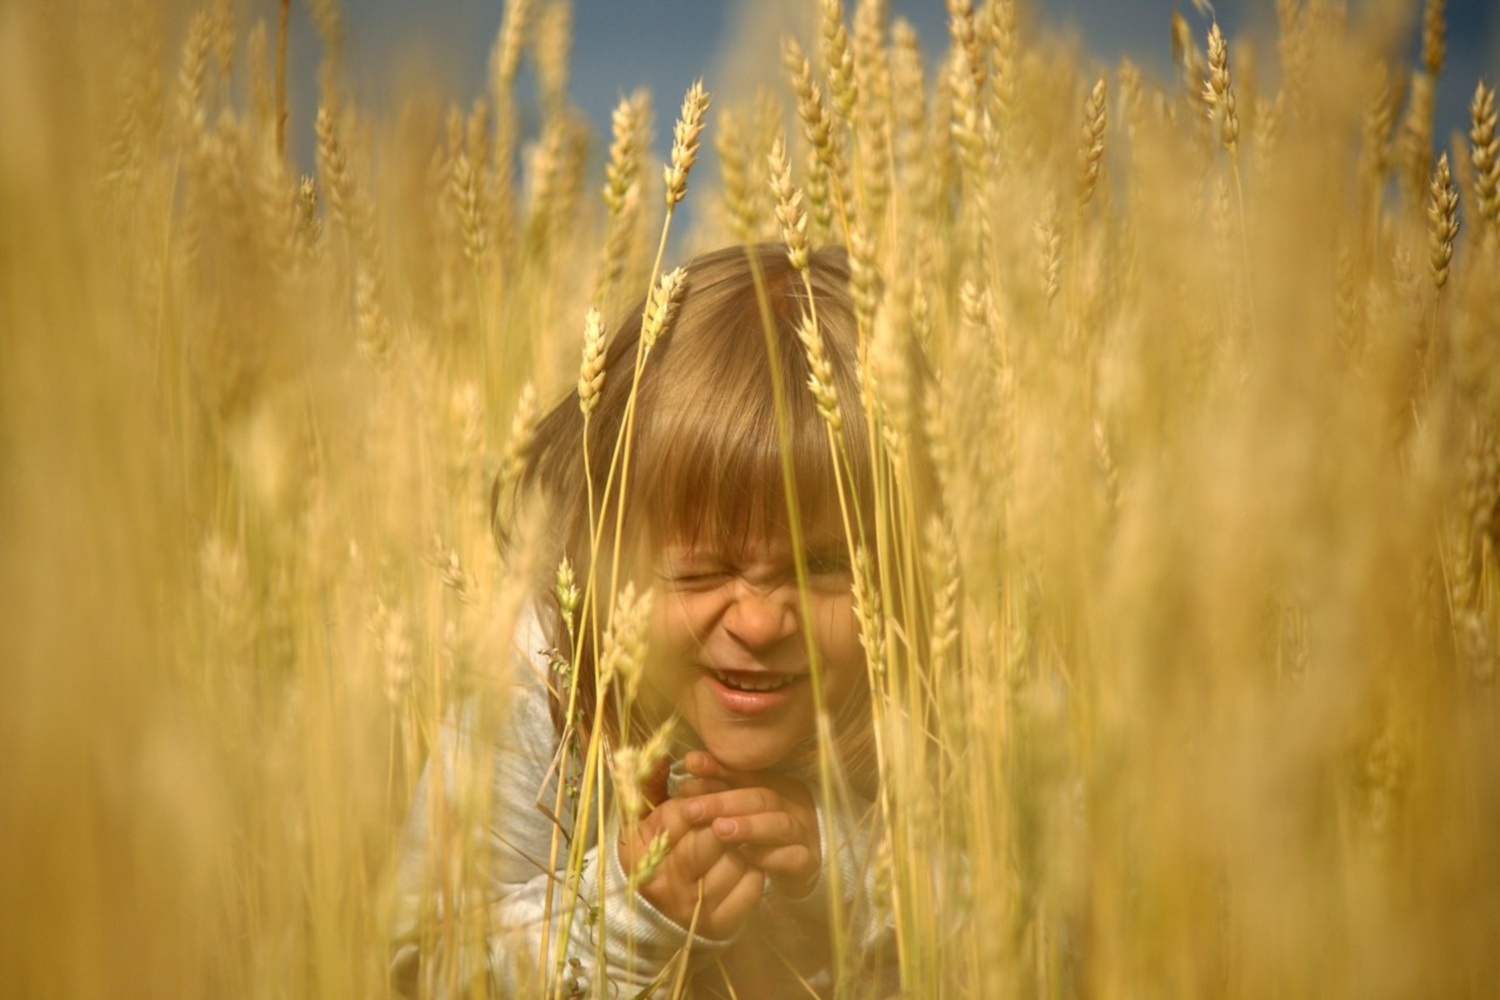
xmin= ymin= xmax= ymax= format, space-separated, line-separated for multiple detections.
xmin=722 ymin=577 xmax=799 ymax=649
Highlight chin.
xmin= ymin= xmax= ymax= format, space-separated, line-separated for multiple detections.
xmin=706 ymin=739 xmax=791 ymax=774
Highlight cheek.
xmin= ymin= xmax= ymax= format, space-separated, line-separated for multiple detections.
xmin=648 ymin=587 xmax=717 ymax=660
xmin=813 ymin=596 xmax=864 ymax=672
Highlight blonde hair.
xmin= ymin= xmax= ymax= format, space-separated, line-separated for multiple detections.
xmin=509 ymin=243 xmax=885 ymax=785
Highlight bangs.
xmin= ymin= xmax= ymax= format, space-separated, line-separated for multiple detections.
xmin=628 ymin=277 xmax=859 ymax=556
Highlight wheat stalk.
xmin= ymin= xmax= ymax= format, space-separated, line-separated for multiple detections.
xmin=1202 ymin=23 xmax=1240 ymax=157
xmin=820 ymin=0 xmax=857 ymax=120
xmin=1470 ymin=81 xmax=1500 ymax=233
xmin=1078 ymin=78 xmax=1108 ymax=205
xmin=1428 ymin=152 xmax=1459 ymax=291
xmin=663 ymin=80 xmax=710 ymax=210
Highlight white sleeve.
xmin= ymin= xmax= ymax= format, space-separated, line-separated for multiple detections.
xmin=390 ymin=640 xmax=732 ymax=997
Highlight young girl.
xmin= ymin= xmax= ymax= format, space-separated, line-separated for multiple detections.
xmin=393 ymin=244 xmax=898 ymax=997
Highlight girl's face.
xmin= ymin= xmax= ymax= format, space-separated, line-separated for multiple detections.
xmin=644 ymin=526 xmax=864 ymax=773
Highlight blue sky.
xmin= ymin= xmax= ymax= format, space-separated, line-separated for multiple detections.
xmin=283 ymin=1 xmax=1497 ymax=196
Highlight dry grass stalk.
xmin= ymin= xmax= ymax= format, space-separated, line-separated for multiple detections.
xmin=533 ymin=0 xmax=572 ymax=118
xmin=598 ymin=581 xmax=652 ymax=702
xmin=924 ymin=517 xmax=960 ymax=665
xmin=1428 ymin=152 xmax=1459 ymax=290
xmin=487 ymin=0 xmax=534 ymax=249
xmin=870 ymin=287 xmax=912 ymax=461
xmin=597 ymin=90 xmax=650 ymax=303
xmin=851 ymin=1 xmax=889 ymax=110
xmin=820 ymin=0 xmax=857 ymax=120
xmin=784 ymin=37 xmax=835 ymax=161
xmin=1202 ymin=23 xmax=1239 ymax=156
xmin=852 ymin=546 xmax=886 ymax=671
xmin=371 ymin=598 xmax=414 ymax=705
xmin=523 ymin=116 xmax=585 ymax=258
xmin=1273 ymin=0 xmax=1311 ymax=126
xmin=769 ymin=134 xmax=810 ymax=271
xmin=1170 ymin=9 xmax=1206 ymax=104
xmin=1452 ymin=420 xmax=1499 ymax=615
xmin=1421 ymin=0 xmax=1446 ymax=79
xmin=1400 ymin=68 xmax=1438 ymax=196
xmin=465 ymin=99 xmax=491 ymax=174
xmin=805 ymin=140 xmax=837 ymax=245
xmin=314 ymin=102 xmax=351 ymax=230
xmin=948 ymin=36 xmax=989 ymax=185
xmin=986 ymin=0 xmax=1018 ymax=131
xmin=640 ymin=266 xmax=686 ymax=348
xmin=663 ymin=80 xmax=710 ymax=210
xmin=354 ymin=264 xmax=391 ymax=365
xmin=850 ymin=0 xmax=893 ymax=224
xmin=1334 ymin=241 xmax=1363 ymax=356
xmin=1078 ymin=78 xmax=1108 ymax=205
xmin=946 ymin=0 xmax=985 ymax=99
xmin=715 ymin=106 xmax=756 ymax=245
xmin=306 ymin=0 xmax=344 ymax=71
xmin=784 ymin=36 xmax=849 ymax=234
xmin=1035 ymin=194 xmax=1062 ymax=305
xmin=797 ymin=310 xmax=844 ymax=436
xmin=603 ymin=94 xmax=645 ymax=216
xmin=11 ymin=2 xmax=1500 ymax=997
xmin=1470 ymin=81 xmax=1500 ymax=232
xmin=1360 ymin=66 xmax=1399 ymax=190
xmin=498 ymin=381 xmax=540 ymax=491
xmin=890 ymin=19 xmax=927 ymax=170
xmin=208 ymin=0 xmax=233 ymax=86
xmin=848 ymin=223 xmax=881 ymax=342
xmin=174 ymin=10 xmax=212 ymax=142
xmin=450 ymin=152 xmax=488 ymax=266
xmin=576 ymin=308 xmax=606 ymax=417
xmin=246 ymin=24 xmax=274 ymax=141
xmin=1092 ymin=418 xmax=1121 ymax=513
xmin=314 ymin=101 xmax=377 ymax=262
xmin=492 ymin=0 xmax=532 ymax=95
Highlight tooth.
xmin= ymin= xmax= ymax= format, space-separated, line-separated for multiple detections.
xmin=713 ymin=670 xmax=793 ymax=692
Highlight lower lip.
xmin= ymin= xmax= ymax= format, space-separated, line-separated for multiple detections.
xmin=704 ymin=672 xmax=806 ymax=716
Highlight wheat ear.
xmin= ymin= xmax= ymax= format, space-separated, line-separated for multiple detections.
xmin=1428 ymin=152 xmax=1459 ymax=291
xmin=1203 ymin=23 xmax=1240 ymax=157
xmin=664 ymin=80 xmax=710 ymax=210
xmin=1470 ymin=81 xmax=1499 ymax=232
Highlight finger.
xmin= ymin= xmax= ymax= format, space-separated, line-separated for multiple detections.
xmin=703 ymin=862 xmax=766 ymax=937
xmin=666 ymin=826 xmax=737 ymax=882
xmin=632 ymin=828 xmax=742 ymax=931
xmin=671 ymin=777 xmax=730 ymax=798
xmin=709 ymin=809 xmax=804 ymax=848
xmin=694 ymin=839 xmax=751 ymax=904
xmin=682 ymin=751 xmax=737 ymax=782
xmin=736 ymin=842 xmax=818 ymax=879
xmin=623 ymin=796 xmax=698 ymax=858
xmin=682 ymin=786 xmax=782 ymax=824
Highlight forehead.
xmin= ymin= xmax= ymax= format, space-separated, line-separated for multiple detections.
xmin=658 ymin=518 xmax=848 ymax=562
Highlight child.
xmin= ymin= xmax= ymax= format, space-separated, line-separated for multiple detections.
xmin=392 ymin=244 xmax=897 ymax=997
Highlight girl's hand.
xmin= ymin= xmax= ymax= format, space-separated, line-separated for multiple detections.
xmin=617 ymin=796 xmax=765 ymax=939
xmin=674 ymin=752 xmax=823 ymax=901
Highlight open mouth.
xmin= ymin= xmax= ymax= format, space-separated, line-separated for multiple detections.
xmin=709 ymin=668 xmax=803 ymax=693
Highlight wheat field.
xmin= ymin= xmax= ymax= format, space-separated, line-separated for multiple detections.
xmin=1 ymin=0 xmax=1497 ymax=996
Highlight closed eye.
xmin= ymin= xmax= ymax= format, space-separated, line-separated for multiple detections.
xmin=659 ymin=567 xmax=732 ymax=590
xmin=806 ymin=551 xmax=852 ymax=577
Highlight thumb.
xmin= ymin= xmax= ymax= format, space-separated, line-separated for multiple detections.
xmin=640 ymin=753 xmax=671 ymax=812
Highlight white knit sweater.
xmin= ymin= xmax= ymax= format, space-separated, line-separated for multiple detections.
xmin=390 ymin=608 xmax=891 ymax=998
